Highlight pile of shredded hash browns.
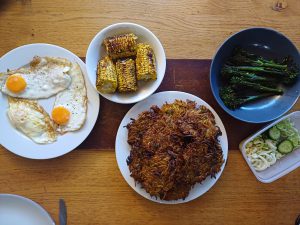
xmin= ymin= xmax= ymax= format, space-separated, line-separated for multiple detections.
xmin=126 ymin=100 xmax=224 ymax=201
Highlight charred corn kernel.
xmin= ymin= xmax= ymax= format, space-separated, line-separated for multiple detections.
xmin=96 ymin=56 xmax=117 ymax=93
xmin=103 ymin=33 xmax=138 ymax=59
xmin=116 ymin=59 xmax=137 ymax=92
xmin=136 ymin=43 xmax=157 ymax=80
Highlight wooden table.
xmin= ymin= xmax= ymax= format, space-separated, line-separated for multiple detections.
xmin=0 ymin=1 xmax=299 ymax=224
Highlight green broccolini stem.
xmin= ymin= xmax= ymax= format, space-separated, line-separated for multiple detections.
xmin=230 ymin=77 xmax=283 ymax=95
xmin=232 ymin=66 xmax=286 ymax=75
xmin=219 ymin=87 xmax=276 ymax=109
xmin=222 ymin=66 xmax=276 ymax=82
xmin=258 ymin=60 xmax=287 ymax=70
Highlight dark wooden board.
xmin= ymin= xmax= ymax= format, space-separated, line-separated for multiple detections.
xmin=79 ymin=59 xmax=266 ymax=150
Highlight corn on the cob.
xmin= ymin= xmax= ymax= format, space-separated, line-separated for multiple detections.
xmin=103 ymin=33 xmax=138 ymax=59
xmin=136 ymin=43 xmax=157 ymax=80
xmin=96 ymin=56 xmax=118 ymax=93
xmin=116 ymin=59 xmax=137 ymax=92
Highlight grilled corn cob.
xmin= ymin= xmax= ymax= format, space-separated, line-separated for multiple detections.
xmin=103 ymin=33 xmax=138 ymax=59
xmin=136 ymin=43 xmax=157 ymax=80
xmin=96 ymin=56 xmax=117 ymax=93
xmin=116 ymin=59 xmax=137 ymax=92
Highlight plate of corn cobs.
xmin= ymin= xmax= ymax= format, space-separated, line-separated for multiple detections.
xmin=86 ymin=23 xmax=166 ymax=104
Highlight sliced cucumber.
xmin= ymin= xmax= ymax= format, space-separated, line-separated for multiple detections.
xmin=277 ymin=140 xmax=293 ymax=154
xmin=268 ymin=126 xmax=281 ymax=140
xmin=288 ymin=134 xmax=300 ymax=148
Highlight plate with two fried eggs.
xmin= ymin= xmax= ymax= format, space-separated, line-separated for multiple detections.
xmin=0 ymin=44 xmax=100 ymax=159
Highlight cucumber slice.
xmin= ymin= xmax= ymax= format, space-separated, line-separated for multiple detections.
xmin=277 ymin=140 xmax=293 ymax=154
xmin=288 ymin=134 xmax=300 ymax=148
xmin=269 ymin=126 xmax=281 ymax=140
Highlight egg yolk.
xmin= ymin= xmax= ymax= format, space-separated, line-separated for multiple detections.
xmin=52 ymin=106 xmax=70 ymax=125
xmin=6 ymin=74 xmax=27 ymax=93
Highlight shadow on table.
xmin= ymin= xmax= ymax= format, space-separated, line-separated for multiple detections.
xmin=0 ymin=0 xmax=10 ymax=11
xmin=0 ymin=0 xmax=32 ymax=12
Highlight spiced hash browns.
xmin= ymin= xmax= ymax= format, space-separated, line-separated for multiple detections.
xmin=126 ymin=100 xmax=224 ymax=201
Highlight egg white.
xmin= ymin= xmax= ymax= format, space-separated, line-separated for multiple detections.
xmin=7 ymin=97 xmax=57 ymax=144
xmin=53 ymin=62 xmax=87 ymax=134
xmin=1 ymin=57 xmax=72 ymax=99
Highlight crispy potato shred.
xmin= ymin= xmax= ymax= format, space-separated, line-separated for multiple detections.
xmin=126 ymin=100 xmax=224 ymax=201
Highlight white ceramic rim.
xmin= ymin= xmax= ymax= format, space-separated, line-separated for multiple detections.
xmin=115 ymin=91 xmax=228 ymax=204
xmin=0 ymin=193 xmax=55 ymax=225
xmin=0 ymin=43 xmax=100 ymax=159
xmin=86 ymin=22 xmax=166 ymax=104
xmin=239 ymin=111 xmax=300 ymax=183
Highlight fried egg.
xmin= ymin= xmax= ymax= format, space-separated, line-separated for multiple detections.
xmin=52 ymin=62 xmax=87 ymax=134
xmin=0 ymin=73 xmax=8 ymax=87
xmin=7 ymin=97 xmax=57 ymax=144
xmin=1 ymin=57 xmax=72 ymax=99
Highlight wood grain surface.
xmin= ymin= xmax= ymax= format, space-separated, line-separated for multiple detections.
xmin=0 ymin=1 xmax=300 ymax=225
xmin=0 ymin=0 xmax=299 ymax=59
xmin=0 ymin=149 xmax=299 ymax=225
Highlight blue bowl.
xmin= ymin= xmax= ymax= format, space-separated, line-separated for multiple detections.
xmin=210 ymin=27 xmax=300 ymax=123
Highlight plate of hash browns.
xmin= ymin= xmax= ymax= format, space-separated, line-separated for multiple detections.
xmin=115 ymin=91 xmax=228 ymax=204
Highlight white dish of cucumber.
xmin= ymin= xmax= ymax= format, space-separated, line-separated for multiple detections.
xmin=239 ymin=111 xmax=300 ymax=183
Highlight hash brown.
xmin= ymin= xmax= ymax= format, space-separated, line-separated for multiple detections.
xmin=126 ymin=100 xmax=224 ymax=201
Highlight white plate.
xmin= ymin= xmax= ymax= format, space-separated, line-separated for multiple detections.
xmin=86 ymin=22 xmax=166 ymax=104
xmin=0 ymin=194 xmax=54 ymax=225
xmin=0 ymin=43 xmax=100 ymax=159
xmin=115 ymin=91 xmax=228 ymax=204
